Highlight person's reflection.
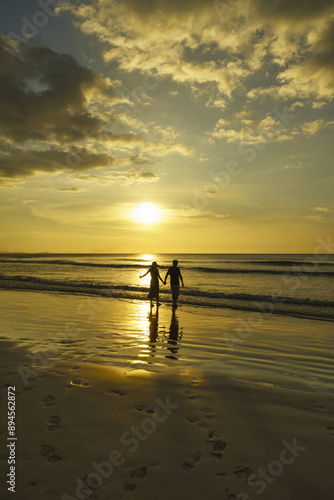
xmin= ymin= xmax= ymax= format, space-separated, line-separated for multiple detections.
xmin=165 ymin=306 xmax=183 ymax=360
xmin=148 ymin=306 xmax=159 ymax=357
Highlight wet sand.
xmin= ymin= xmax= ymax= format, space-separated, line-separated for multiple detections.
xmin=0 ymin=291 xmax=334 ymax=499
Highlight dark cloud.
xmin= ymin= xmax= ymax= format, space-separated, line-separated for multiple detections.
xmin=0 ymin=36 xmax=173 ymax=182
xmin=253 ymin=0 xmax=334 ymax=22
xmin=0 ymin=145 xmax=115 ymax=180
xmin=0 ymin=35 xmax=116 ymax=144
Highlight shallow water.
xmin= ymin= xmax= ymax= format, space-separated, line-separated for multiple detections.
xmin=1 ymin=290 xmax=333 ymax=394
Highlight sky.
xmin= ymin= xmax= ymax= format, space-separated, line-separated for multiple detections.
xmin=0 ymin=0 xmax=333 ymax=253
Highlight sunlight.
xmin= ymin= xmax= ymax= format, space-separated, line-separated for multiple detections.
xmin=132 ymin=203 xmax=161 ymax=225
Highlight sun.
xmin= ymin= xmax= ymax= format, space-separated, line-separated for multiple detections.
xmin=132 ymin=203 xmax=161 ymax=225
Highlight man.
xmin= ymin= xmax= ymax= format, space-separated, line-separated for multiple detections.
xmin=164 ymin=259 xmax=184 ymax=306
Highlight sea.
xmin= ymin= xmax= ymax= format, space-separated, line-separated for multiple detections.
xmin=1 ymin=253 xmax=334 ymax=392
xmin=0 ymin=253 xmax=333 ymax=321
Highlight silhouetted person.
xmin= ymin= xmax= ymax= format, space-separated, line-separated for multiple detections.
xmin=164 ymin=259 xmax=184 ymax=306
xmin=140 ymin=261 xmax=164 ymax=307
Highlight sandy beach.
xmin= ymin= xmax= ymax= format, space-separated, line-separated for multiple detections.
xmin=0 ymin=290 xmax=334 ymax=500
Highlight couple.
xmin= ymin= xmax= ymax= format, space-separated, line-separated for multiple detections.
xmin=140 ymin=259 xmax=184 ymax=307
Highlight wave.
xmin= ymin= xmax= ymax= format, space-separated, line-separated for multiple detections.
xmin=0 ymin=259 xmax=147 ymax=269
xmin=241 ymin=260 xmax=334 ymax=267
xmin=196 ymin=266 xmax=334 ymax=276
xmin=0 ymin=259 xmax=333 ymax=276
xmin=1 ymin=274 xmax=333 ymax=322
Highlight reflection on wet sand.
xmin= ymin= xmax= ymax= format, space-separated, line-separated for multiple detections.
xmin=148 ymin=307 xmax=159 ymax=357
xmin=143 ymin=305 xmax=183 ymax=361
xmin=165 ymin=307 xmax=183 ymax=360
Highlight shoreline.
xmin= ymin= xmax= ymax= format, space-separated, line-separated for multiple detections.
xmin=0 ymin=284 xmax=333 ymax=323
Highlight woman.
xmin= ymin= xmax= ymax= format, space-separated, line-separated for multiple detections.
xmin=140 ymin=261 xmax=164 ymax=307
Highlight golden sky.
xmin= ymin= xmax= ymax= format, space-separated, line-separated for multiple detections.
xmin=0 ymin=0 xmax=333 ymax=253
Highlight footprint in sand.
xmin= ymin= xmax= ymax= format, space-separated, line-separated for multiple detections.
xmin=107 ymin=389 xmax=127 ymax=397
xmin=185 ymin=416 xmax=200 ymax=424
xmin=82 ymin=473 xmax=100 ymax=492
xmin=70 ymin=379 xmax=90 ymax=388
xmin=207 ymin=431 xmax=227 ymax=459
xmin=234 ymin=466 xmax=253 ymax=479
xmin=48 ymin=416 xmax=61 ymax=431
xmin=185 ymin=415 xmax=208 ymax=428
xmin=130 ymin=467 xmax=147 ymax=480
xmin=40 ymin=444 xmax=55 ymax=456
xmin=42 ymin=395 xmax=54 ymax=407
xmin=47 ymin=455 xmax=62 ymax=463
xmin=40 ymin=445 xmax=61 ymax=463
xmin=133 ymin=405 xmax=155 ymax=414
xmin=124 ymin=483 xmax=136 ymax=492
xmin=133 ymin=404 xmax=145 ymax=412
xmin=75 ymin=476 xmax=98 ymax=499
xmin=183 ymin=389 xmax=196 ymax=400
xmin=202 ymin=406 xmax=215 ymax=420
xmin=182 ymin=451 xmax=202 ymax=471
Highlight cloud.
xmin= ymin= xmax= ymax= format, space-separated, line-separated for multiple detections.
xmin=210 ymin=114 xmax=297 ymax=144
xmin=0 ymin=145 xmax=116 ymax=180
xmin=0 ymin=35 xmax=192 ymax=182
xmin=210 ymin=114 xmax=334 ymax=144
xmin=78 ymin=168 xmax=159 ymax=186
xmin=284 ymin=162 xmax=303 ymax=169
xmin=60 ymin=0 xmax=334 ymax=105
xmin=0 ymin=35 xmax=118 ymax=145
xmin=55 ymin=187 xmax=87 ymax=193
xmin=314 ymin=206 xmax=330 ymax=212
xmin=301 ymin=119 xmax=334 ymax=135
